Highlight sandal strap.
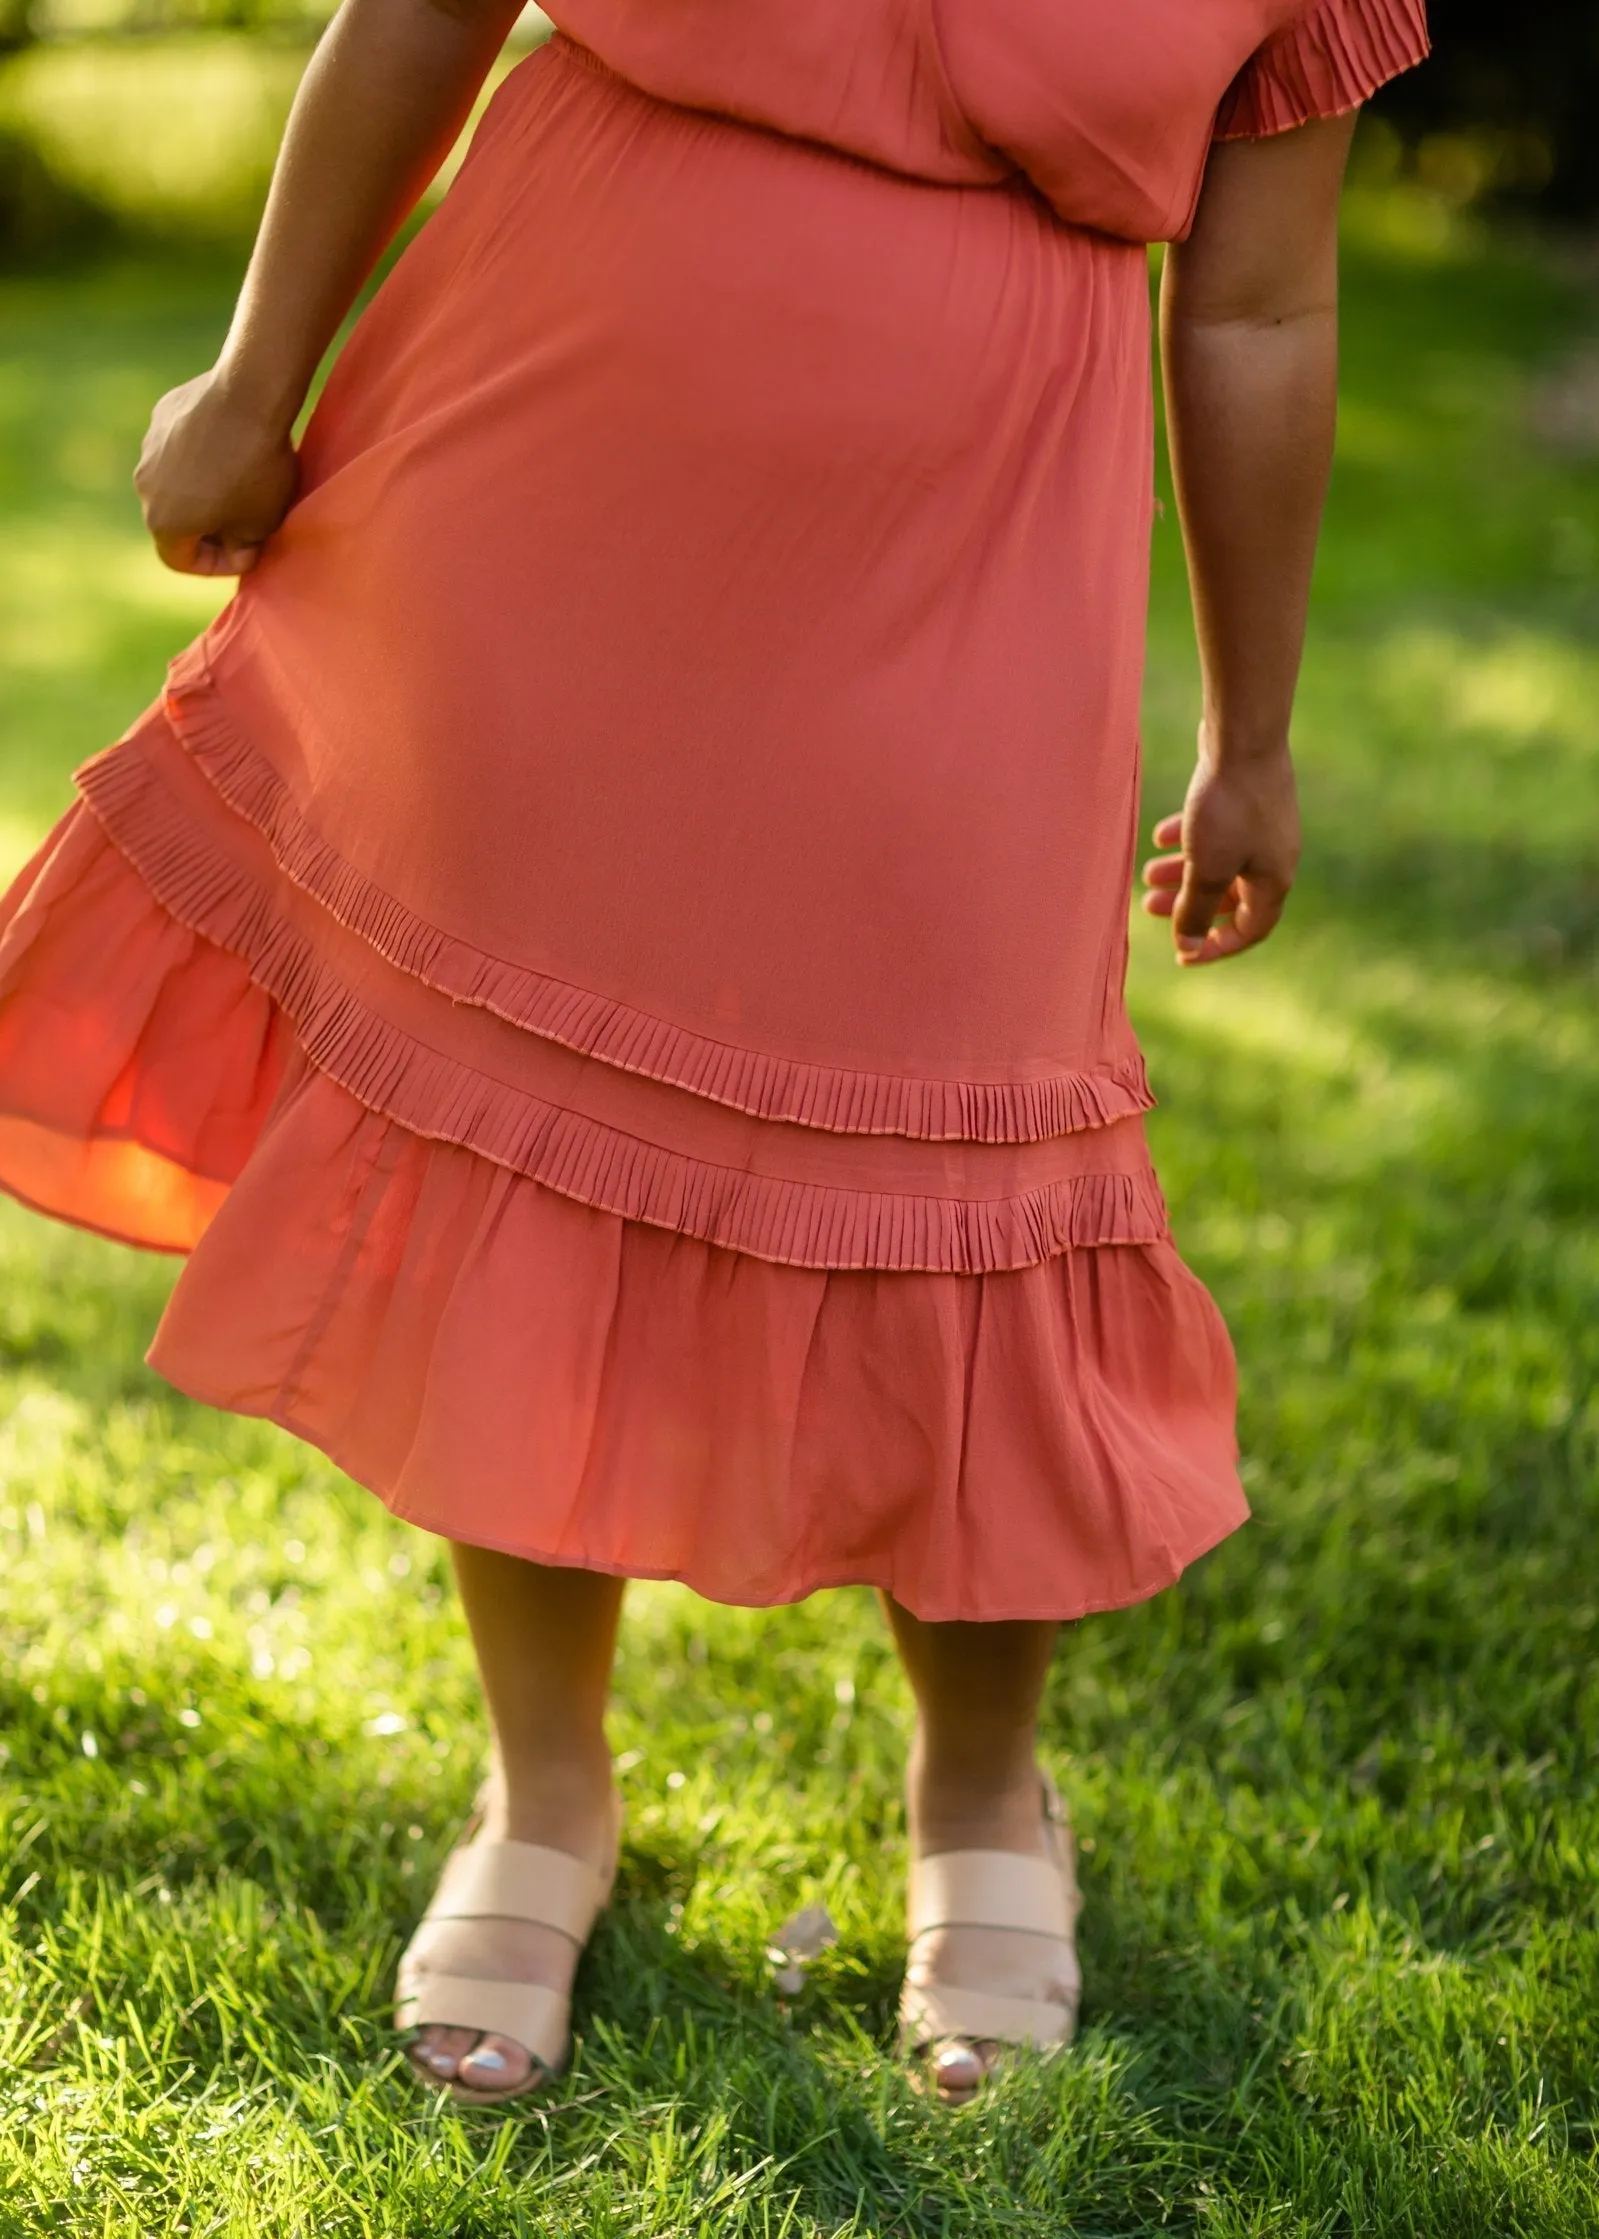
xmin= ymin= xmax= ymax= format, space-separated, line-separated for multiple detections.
xmin=396 ymin=1973 xmax=572 ymax=2070
xmin=422 ymin=1839 xmax=609 ymax=1942
xmin=900 ymin=1976 xmax=1077 ymax=2050
xmin=908 ymin=1847 xmax=1076 ymax=1944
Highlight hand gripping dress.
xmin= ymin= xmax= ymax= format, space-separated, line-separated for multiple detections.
xmin=0 ymin=0 xmax=1427 ymax=1620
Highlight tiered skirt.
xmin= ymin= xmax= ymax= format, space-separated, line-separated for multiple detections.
xmin=0 ymin=697 xmax=1244 ymax=1621
xmin=0 ymin=38 xmax=1246 ymax=1619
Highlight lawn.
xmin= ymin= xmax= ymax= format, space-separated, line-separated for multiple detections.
xmin=1 ymin=151 xmax=1598 ymax=2237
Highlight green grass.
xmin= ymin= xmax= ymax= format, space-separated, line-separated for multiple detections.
xmin=0 ymin=30 xmax=541 ymax=254
xmin=2 ymin=171 xmax=1599 ymax=2233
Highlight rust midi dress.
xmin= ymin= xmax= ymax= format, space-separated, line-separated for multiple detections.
xmin=0 ymin=0 xmax=1427 ymax=1620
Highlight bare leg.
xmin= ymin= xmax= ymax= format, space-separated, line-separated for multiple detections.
xmin=408 ymin=1548 xmax=625 ymax=2095
xmin=883 ymin=1596 xmax=1073 ymax=2098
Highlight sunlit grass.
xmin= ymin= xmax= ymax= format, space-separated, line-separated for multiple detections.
xmin=0 ymin=145 xmax=1597 ymax=2239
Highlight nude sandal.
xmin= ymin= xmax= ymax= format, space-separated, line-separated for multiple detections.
xmin=899 ymin=1775 xmax=1081 ymax=2103
xmin=395 ymin=1796 xmax=622 ymax=2105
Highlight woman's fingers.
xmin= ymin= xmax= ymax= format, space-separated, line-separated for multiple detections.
xmin=1166 ymin=873 xmax=1289 ymax=964
xmin=1140 ymin=850 xmax=1184 ymax=894
xmin=1140 ymin=868 xmax=1242 ymax=920
xmin=1139 ymin=813 xmax=1189 ymax=912
xmin=1223 ymin=874 xmax=1289 ymax=952
xmin=135 ymin=368 xmax=298 ymax=576
xmin=150 ymin=531 xmax=264 ymax=577
xmin=1141 ymin=752 xmax=1299 ymax=964
xmin=197 ymin=535 xmax=266 ymax=575
xmin=1171 ymin=859 xmax=1240 ymax=958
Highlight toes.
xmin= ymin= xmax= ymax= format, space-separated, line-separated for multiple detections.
xmin=456 ymin=2032 xmax=539 ymax=2094
xmin=408 ymin=2024 xmax=478 ymax=2082
xmin=407 ymin=2027 xmax=541 ymax=2096
xmin=931 ymin=2038 xmax=998 ymax=2103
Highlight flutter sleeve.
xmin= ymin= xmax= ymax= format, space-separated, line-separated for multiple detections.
xmin=1214 ymin=0 xmax=1429 ymax=140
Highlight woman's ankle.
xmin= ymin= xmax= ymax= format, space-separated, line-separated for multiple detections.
xmin=908 ymin=1732 xmax=1048 ymax=1855
xmin=483 ymin=1738 xmax=616 ymax=1854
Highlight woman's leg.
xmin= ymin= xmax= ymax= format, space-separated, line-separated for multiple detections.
xmin=408 ymin=1548 xmax=626 ymax=2094
xmin=883 ymin=1597 xmax=1074 ymax=2094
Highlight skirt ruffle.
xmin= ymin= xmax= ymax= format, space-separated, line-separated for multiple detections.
xmin=68 ymin=697 xmax=1171 ymax=1278
xmin=0 ymin=799 xmax=1246 ymax=1620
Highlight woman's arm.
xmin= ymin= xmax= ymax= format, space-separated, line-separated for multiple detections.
xmin=1141 ymin=113 xmax=1357 ymax=965
xmin=134 ymin=0 xmax=524 ymax=576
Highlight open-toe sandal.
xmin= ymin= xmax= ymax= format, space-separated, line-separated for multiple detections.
xmin=396 ymin=1793 xmax=622 ymax=2105
xmin=899 ymin=1773 xmax=1081 ymax=2105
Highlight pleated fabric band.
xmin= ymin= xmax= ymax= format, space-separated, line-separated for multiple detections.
xmin=1214 ymin=0 xmax=1430 ymax=140
xmin=68 ymin=721 xmax=1173 ymax=1276
xmin=158 ymin=645 xmax=1154 ymax=1150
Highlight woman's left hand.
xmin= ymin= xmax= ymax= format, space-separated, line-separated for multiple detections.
xmin=1139 ymin=740 xmax=1300 ymax=965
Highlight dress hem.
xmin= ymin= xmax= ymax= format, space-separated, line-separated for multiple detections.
xmin=0 ymin=1165 xmax=190 ymax=1258
xmin=154 ymin=1356 xmax=1251 ymax=1625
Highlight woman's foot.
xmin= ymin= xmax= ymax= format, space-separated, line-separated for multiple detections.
xmin=403 ymin=1748 xmax=618 ymax=2097
xmin=400 ymin=1549 xmax=627 ymax=2098
xmin=903 ymin=1748 xmax=1080 ymax=2103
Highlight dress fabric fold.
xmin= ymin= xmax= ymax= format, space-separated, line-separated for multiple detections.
xmin=0 ymin=0 xmax=1429 ymax=1618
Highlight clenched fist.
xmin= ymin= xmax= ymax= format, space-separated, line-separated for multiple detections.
xmin=133 ymin=369 xmax=300 ymax=577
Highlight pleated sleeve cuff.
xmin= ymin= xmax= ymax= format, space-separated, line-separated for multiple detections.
xmin=1213 ymin=0 xmax=1430 ymax=142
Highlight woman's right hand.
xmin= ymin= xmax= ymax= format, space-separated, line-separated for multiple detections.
xmin=133 ymin=368 xmax=300 ymax=577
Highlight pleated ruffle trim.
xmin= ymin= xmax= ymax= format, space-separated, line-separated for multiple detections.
xmin=1214 ymin=0 xmax=1430 ymax=141
xmin=74 ymin=736 xmax=1169 ymax=1274
xmin=0 ymin=791 xmax=1248 ymax=1621
xmin=160 ymin=641 xmax=1153 ymax=1147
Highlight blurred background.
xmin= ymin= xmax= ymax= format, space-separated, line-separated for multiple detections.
xmin=0 ymin=0 xmax=557 ymax=263
xmin=0 ymin=0 xmax=1597 ymax=263
xmin=1 ymin=1 xmax=1599 ymax=262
